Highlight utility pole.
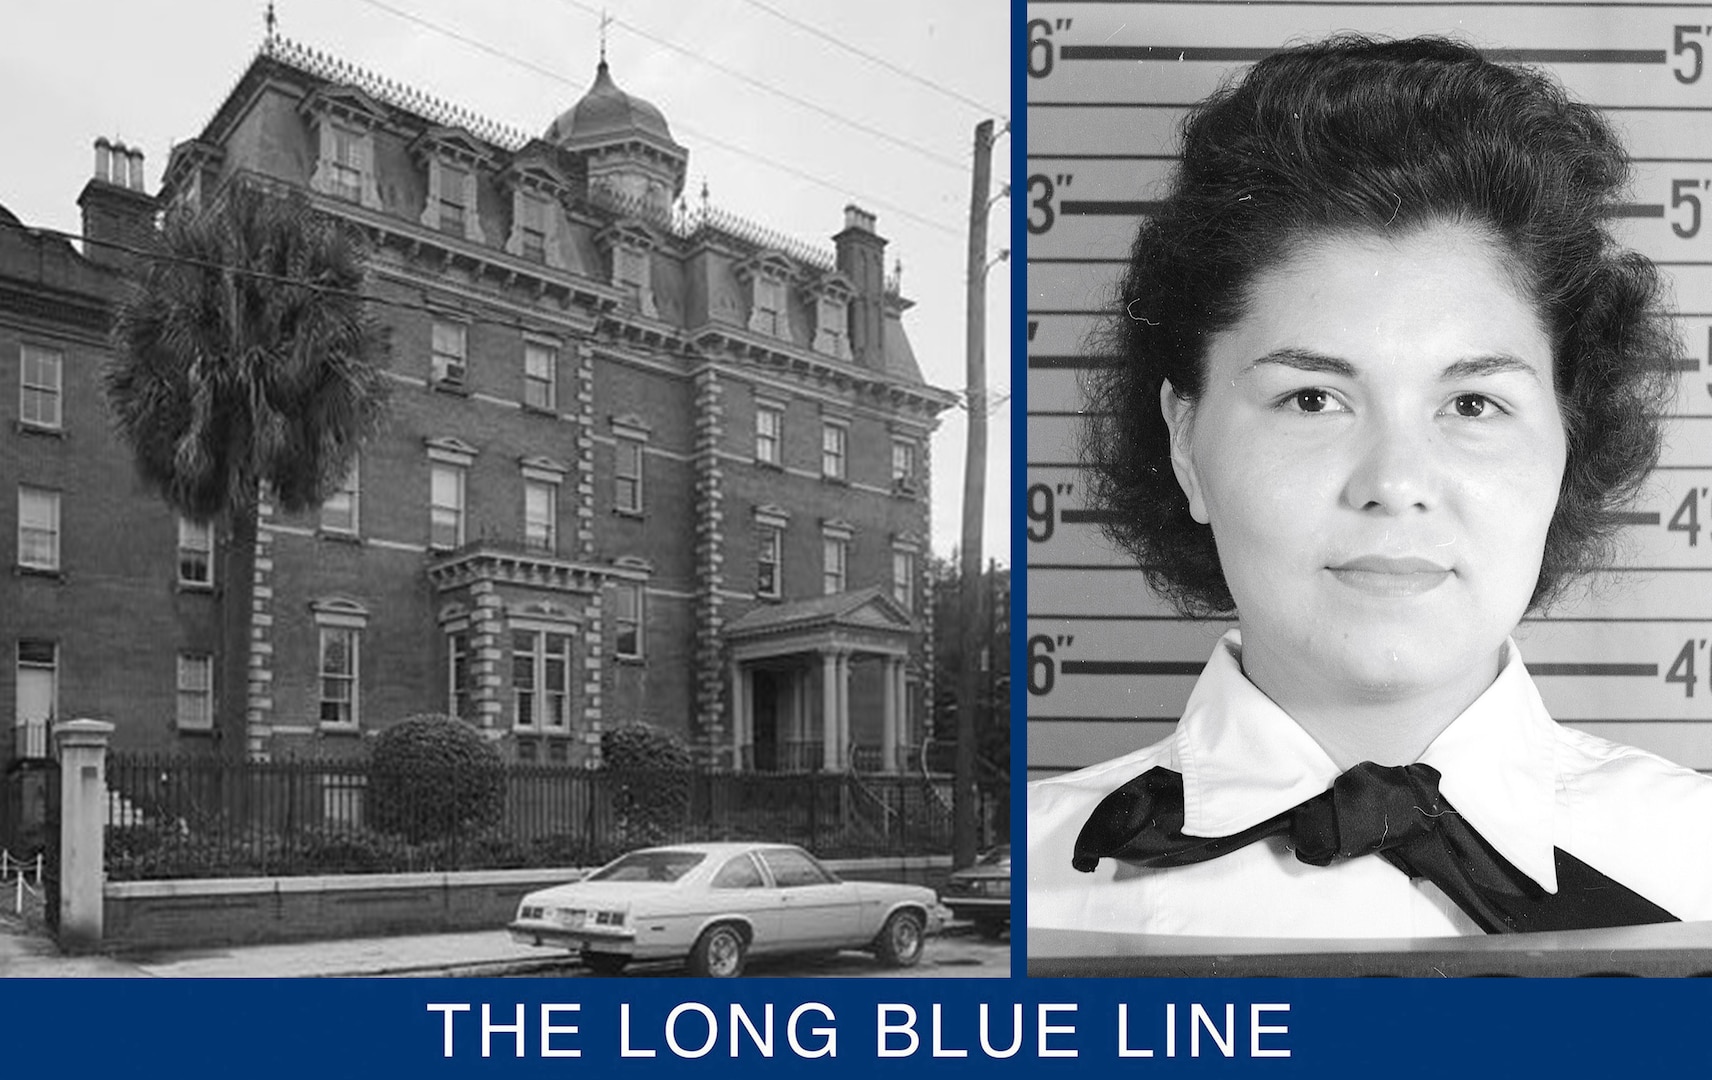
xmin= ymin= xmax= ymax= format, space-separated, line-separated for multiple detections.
xmin=954 ymin=119 xmax=996 ymax=870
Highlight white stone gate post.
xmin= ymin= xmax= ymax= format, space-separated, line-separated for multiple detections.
xmin=54 ymin=718 xmax=113 ymax=951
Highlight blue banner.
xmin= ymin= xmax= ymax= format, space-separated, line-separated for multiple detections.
xmin=3 ymin=978 xmax=1712 ymax=1075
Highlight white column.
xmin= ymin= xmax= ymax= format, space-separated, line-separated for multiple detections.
xmin=728 ymin=659 xmax=747 ymax=769
xmin=880 ymin=656 xmax=899 ymax=774
xmin=821 ymin=650 xmax=839 ymax=772
xmin=897 ymin=664 xmax=912 ymax=770
xmin=835 ymin=651 xmax=852 ymax=769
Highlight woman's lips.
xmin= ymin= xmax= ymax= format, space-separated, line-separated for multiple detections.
xmin=1327 ymin=555 xmax=1453 ymax=596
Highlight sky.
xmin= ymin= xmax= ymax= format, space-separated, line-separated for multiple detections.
xmin=0 ymin=0 xmax=1013 ymax=565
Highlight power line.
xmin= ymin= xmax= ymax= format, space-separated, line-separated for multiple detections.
xmin=547 ymin=0 xmax=971 ymax=172
xmin=671 ymin=125 xmax=959 ymax=237
xmin=346 ymin=0 xmax=962 ymax=237
xmin=353 ymin=0 xmax=966 ymax=171
xmin=733 ymin=0 xmax=1007 ymax=120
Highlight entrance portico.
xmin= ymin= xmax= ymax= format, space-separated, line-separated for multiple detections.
xmin=723 ymin=587 xmax=917 ymax=772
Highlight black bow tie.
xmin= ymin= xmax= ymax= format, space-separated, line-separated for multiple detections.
xmin=1072 ymin=762 xmax=1676 ymax=933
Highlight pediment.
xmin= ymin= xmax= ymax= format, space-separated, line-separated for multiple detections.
xmin=842 ymin=594 xmax=912 ymax=630
xmin=736 ymin=249 xmax=797 ymax=283
xmin=503 ymin=149 xmax=576 ymax=196
xmin=519 ymin=454 xmax=568 ymax=476
xmin=411 ymin=126 xmax=494 ymax=166
xmin=425 ymin=435 xmax=480 ymax=465
xmin=723 ymin=585 xmax=915 ymax=642
xmin=299 ymin=83 xmax=388 ymax=128
xmin=806 ymin=269 xmax=857 ymax=300
xmin=595 ymin=218 xmax=657 ymax=252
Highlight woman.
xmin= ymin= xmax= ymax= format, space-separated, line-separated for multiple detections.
xmin=1028 ymin=35 xmax=1712 ymax=937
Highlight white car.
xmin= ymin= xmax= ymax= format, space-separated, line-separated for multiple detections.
xmin=509 ymin=842 xmax=944 ymax=976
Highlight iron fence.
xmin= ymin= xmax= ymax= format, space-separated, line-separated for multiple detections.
xmin=102 ymin=753 xmax=980 ymax=881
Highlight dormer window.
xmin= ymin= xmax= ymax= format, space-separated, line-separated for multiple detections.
xmin=437 ymin=163 xmax=468 ymax=235
xmin=807 ymin=274 xmax=856 ymax=360
xmin=413 ymin=130 xmax=490 ymax=243
xmin=328 ymin=125 xmax=366 ymax=203
xmin=616 ymin=249 xmax=648 ymax=307
xmin=737 ymin=252 xmax=796 ymax=341
xmin=519 ymin=194 xmax=547 ymax=260
xmin=301 ymin=86 xmax=385 ymax=210
xmin=502 ymin=155 xmax=575 ymax=270
xmin=753 ymin=278 xmax=785 ymax=336
xmin=596 ymin=221 xmax=658 ymax=317
xmin=160 ymin=139 xmax=225 ymax=217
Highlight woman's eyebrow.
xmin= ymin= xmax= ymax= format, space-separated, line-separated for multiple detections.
xmin=1244 ymin=349 xmax=1541 ymax=382
xmin=1244 ymin=348 xmax=1357 ymax=377
xmin=1440 ymin=354 xmax=1541 ymax=381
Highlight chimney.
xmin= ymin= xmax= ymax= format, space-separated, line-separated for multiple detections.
xmin=833 ymin=204 xmax=887 ymax=369
xmin=77 ymin=137 xmax=157 ymax=270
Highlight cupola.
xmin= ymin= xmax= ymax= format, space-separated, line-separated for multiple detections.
xmin=545 ymin=59 xmax=687 ymax=216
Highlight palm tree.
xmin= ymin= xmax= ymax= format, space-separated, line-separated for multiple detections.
xmin=105 ymin=181 xmax=389 ymax=758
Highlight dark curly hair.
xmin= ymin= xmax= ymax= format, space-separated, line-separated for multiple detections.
xmin=1082 ymin=34 xmax=1678 ymax=616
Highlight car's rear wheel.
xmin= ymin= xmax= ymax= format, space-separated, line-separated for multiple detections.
xmin=583 ymin=952 xmax=630 ymax=976
xmin=874 ymin=910 xmax=925 ymax=967
xmin=687 ymin=924 xmax=747 ymax=977
xmin=975 ymin=917 xmax=1008 ymax=940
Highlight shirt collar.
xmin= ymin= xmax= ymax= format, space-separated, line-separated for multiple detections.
xmin=1174 ymin=630 xmax=1560 ymax=892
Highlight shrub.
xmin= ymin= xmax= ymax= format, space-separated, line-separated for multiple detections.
xmin=367 ymin=714 xmax=505 ymax=842
xmin=600 ymin=722 xmax=694 ymax=770
xmin=600 ymin=722 xmax=692 ymax=846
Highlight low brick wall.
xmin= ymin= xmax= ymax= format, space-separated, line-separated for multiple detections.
xmin=102 ymin=855 xmax=952 ymax=952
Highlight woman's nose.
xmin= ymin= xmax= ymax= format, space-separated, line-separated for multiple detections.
xmin=1342 ymin=416 xmax=1438 ymax=514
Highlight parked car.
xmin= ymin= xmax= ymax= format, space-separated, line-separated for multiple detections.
xmin=939 ymin=844 xmax=1011 ymax=938
xmin=509 ymin=841 xmax=943 ymax=976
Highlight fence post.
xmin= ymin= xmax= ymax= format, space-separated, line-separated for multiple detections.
xmin=54 ymin=718 xmax=113 ymax=952
xmin=811 ymin=775 xmax=822 ymax=853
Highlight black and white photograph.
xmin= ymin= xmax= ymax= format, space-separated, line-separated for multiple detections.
xmin=0 ymin=0 xmax=1012 ymax=979
xmin=1024 ymin=1 xmax=1712 ymax=975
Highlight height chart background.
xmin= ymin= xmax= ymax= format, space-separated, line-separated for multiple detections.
xmin=1024 ymin=1 xmax=1712 ymax=778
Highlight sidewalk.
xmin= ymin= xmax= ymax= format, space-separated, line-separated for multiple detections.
xmin=1 ymin=915 xmax=988 ymax=978
xmin=0 ymin=912 xmax=564 ymax=978
xmin=0 ymin=912 xmax=149 ymax=977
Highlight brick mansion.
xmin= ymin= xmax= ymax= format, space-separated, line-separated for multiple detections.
xmin=0 ymin=33 xmax=957 ymax=770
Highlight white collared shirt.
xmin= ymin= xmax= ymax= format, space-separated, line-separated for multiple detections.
xmin=1028 ymin=631 xmax=1712 ymax=937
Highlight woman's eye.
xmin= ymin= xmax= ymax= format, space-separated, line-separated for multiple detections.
xmin=1451 ymin=393 xmax=1495 ymax=418
xmin=1287 ymin=388 xmax=1336 ymax=413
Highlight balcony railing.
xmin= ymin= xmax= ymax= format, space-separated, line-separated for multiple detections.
xmin=12 ymin=719 xmax=49 ymax=762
